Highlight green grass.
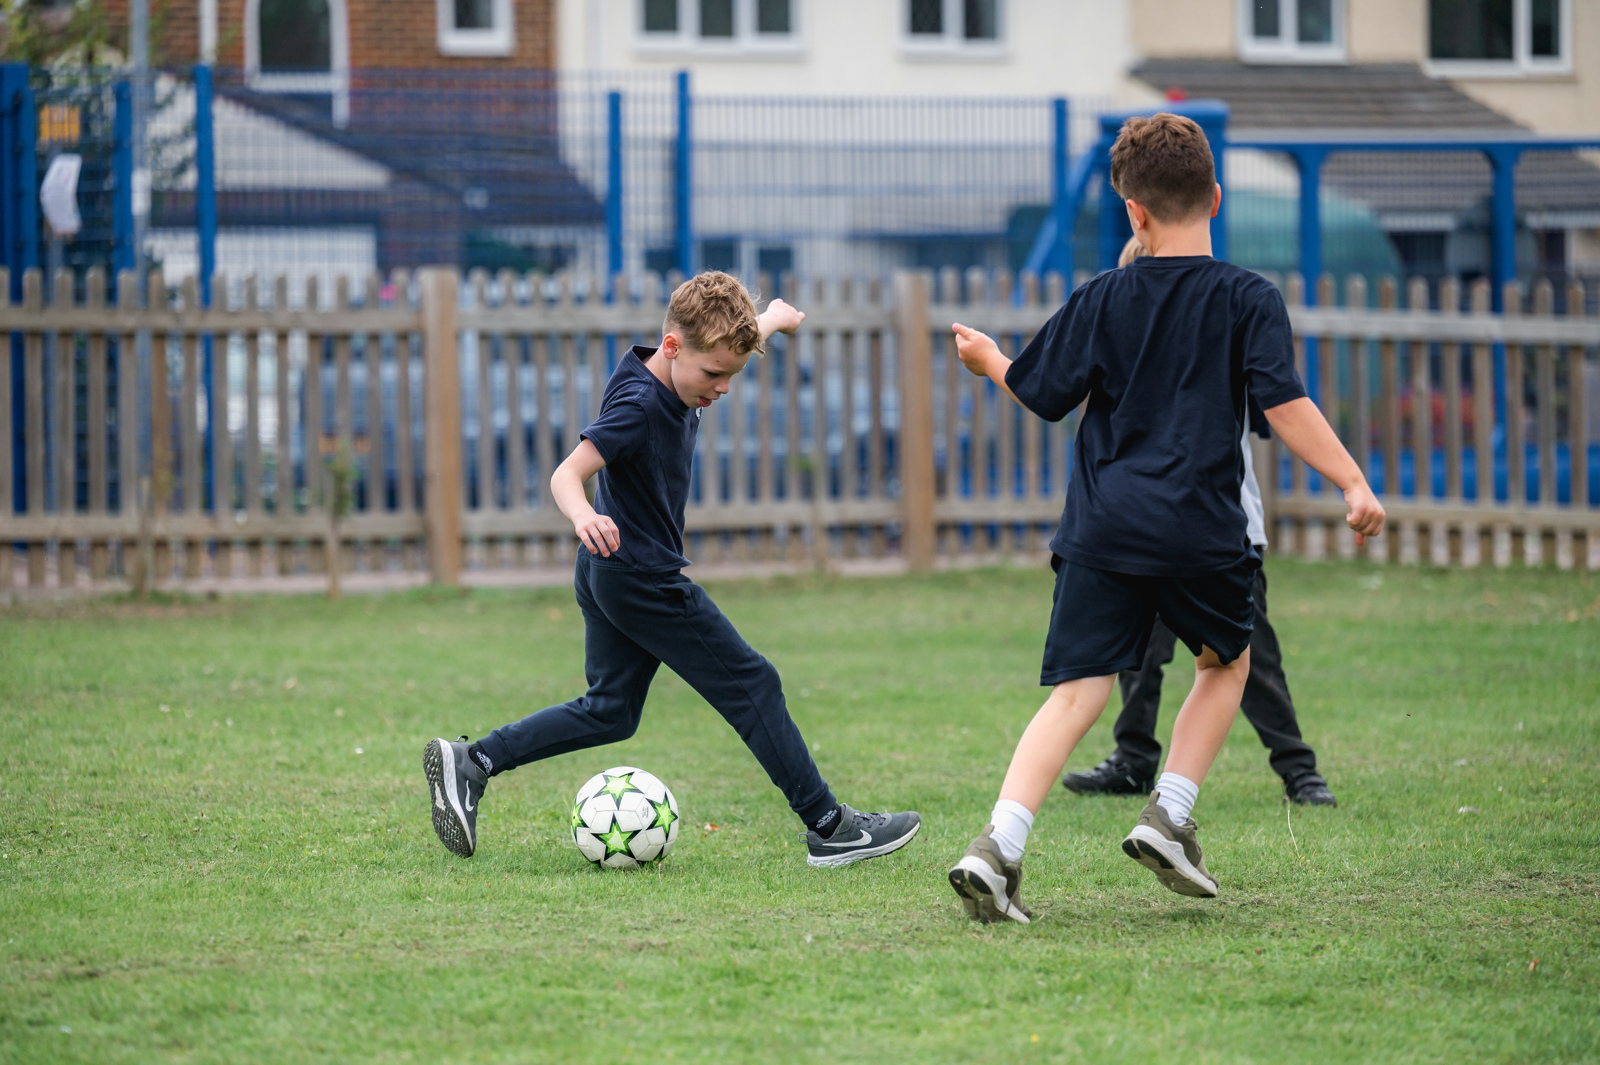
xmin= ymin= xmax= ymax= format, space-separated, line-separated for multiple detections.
xmin=1 ymin=559 xmax=1597 ymax=1064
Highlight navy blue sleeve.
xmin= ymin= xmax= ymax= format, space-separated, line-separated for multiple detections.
xmin=581 ymin=393 xmax=648 ymax=466
xmin=1003 ymin=289 xmax=1095 ymax=423
xmin=1240 ymin=282 xmax=1306 ymax=411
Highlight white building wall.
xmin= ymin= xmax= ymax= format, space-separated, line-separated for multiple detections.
xmin=559 ymin=0 xmax=1136 ymax=100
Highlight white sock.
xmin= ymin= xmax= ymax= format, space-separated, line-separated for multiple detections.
xmin=988 ymin=799 xmax=1034 ymax=863
xmin=1155 ymin=772 xmax=1200 ymax=825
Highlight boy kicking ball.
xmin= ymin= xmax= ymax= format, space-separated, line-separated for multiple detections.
xmin=424 ymin=272 xmax=920 ymax=868
xmin=946 ymin=114 xmax=1382 ymax=921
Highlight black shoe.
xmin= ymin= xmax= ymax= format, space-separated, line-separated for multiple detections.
xmin=802 ymin=804 xmax=921 ymax=868
xmin=1062 ymin=754 xmax=1156 ymax=796
xmin=1284 ymin=773 xmax=1337 ymax=806
xmin=424 ymin=736 xmax=488 ymax=857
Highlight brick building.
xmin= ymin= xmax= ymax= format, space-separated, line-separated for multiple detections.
xmin=106 ymin=0 xmax=555 ymax=71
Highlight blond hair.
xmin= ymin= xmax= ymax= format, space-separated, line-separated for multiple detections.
xmin=1118 ymin=235 xmax=1148 ymax=267
xmin=665 ymin=271 xmax=764 ymax=356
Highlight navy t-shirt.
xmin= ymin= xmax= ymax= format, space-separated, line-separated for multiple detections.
xmin=580 ymin=346 xmax=699 ymax=573
xmin=1004 ymin=255 xmax=1306 ymax=576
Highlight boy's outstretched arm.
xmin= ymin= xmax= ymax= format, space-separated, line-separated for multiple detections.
xmin=951 ymin=324 xmax=1023 ymax=407
xmin=1264 ymin=396 xmax=1386 ymax=544
xmin=758 ymin=298 xmax=805 ymax=340
xmin=551 ymin=439 xmax=620 ymax=557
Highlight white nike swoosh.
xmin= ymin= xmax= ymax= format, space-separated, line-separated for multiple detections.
xmin=433 ymin=784 xmax=446 ymax=811
xmin=464 ymin=794 xmax=475 ymax=813
xmin=822 ymin=831 xmax=873 ymax=849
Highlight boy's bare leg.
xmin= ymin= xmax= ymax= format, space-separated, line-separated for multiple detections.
xmin=950 ymin=675 xmax=1114 ymax=923
xmin=1162 ymin=645 xmax=1250 ymax=785
xmin=1122 ymin=646 xmax=1250 ymax=899
xmin=997 ymin=675 xmax=1117 ymax=813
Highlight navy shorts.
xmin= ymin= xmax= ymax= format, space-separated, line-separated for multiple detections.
xmin=1038 ymin=552 xmax=1261 ymax=686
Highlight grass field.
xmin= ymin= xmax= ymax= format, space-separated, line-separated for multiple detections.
xmin=1 ymin=558 xmax=1597 ymax=1064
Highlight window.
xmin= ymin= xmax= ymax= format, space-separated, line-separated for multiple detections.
xmin=638 ymin=0 xmax=799 ymax=51
xmin=259 ymin=0 xmax=331 ymax=71
xmin=1238 ymin=0 xmax=1345 ymax=62
xmin=245 ymin=0 xmax=349 ymax=124
xmin=904 ymin=0 xmax=1003 ymax=51
xmin=1427 ymin=0 xmax=1568 ymax=73
xmin=438 ymin=0 xmax=514 ymax=56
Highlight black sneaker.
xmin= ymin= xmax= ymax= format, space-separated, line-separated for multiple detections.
xmin=1062 ymin=753 xmax=1156 ymax=796
xmin=1284 ymin=773 xmax=1337 ymax=806
xmin=801 ymin=804 xmax=920 ymax=868
xmin=424 ymin=736 xmax=487 ymax=857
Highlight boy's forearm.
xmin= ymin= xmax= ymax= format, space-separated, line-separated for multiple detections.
xmin=981 ymin=351 xmax=1023 ymax=407
xmin=550 ymin=464 xmax=597 ymax=524
xmin=1263 ymin=396 xmax=1365 ymax=490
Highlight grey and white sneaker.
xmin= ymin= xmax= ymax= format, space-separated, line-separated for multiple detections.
xmin=424 ymin=736 xmax=487 ymax=858
xmin=948 ymin=825 xmax=1031 ymax=924
xmin=1121 ymin=791 xmax=1218 ymax=898
xmin=802 ymin=804 xmax=920 ymax=868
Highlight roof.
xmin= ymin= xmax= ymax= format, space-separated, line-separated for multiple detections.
xmin=1131 ymin=59 xmax=1600 ymax=226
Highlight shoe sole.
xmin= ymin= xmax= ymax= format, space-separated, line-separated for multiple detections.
xmin=424 ymin=738 xmax=475 ymax=858
xmin=1121 ymin=825 xmax=1217 ymax=898
xmin=947 ymin=856 xmax=1029 ymax=924
xmin=805 ymin=819 xmax=921 ymax=868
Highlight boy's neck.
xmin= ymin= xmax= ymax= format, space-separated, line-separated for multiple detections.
xmin=1138 ymin=219 xmax=1213 ymax=258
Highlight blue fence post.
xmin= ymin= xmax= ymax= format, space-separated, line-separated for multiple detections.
xmin=3 ymin=63 xmax=37 ymax=517
xmin=1049 ymin=97 xmax=1070 ymax=277
xmin=1293 ymin=147 xmax=1325 ymax=293
xmin=194 ymin=64 xmax=218 ymax=511
xmin=606 ymin=90 xmax=623 ymax=278
xmin=112 ymin=80 xmax=135 ymax=279
xmin=674 ymin=70 xmax=692 ymax=277
xmin=1096 ymin=126 xmax=1126 ymax=271
xmin=1486 ymin=145 xmax=1520 ymax=452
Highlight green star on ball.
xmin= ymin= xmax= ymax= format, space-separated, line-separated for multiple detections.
xmin=599 ymin=821 xmax=634 ymax=856
xmin=652 ymin=800 xmax=677 ymax=833
xmin=570 ymin=801 xmax=585 ymax=831
xmin=600 ymin=773 xmax=636 ymax=800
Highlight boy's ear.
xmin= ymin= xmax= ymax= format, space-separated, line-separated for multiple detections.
xmin=660 ymin=331 xmax=682 ymax=359
xmin=1124 ymin=198 xmax=1150 ymax=235
xmin=1210 ymin=183 xmax=1222 ymax=220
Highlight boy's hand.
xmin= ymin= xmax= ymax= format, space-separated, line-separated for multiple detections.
xmin=1343 ymin=480 xmax=1386 ymax=545
xmin=759 ymin=298 xmax=805 ymax=337
xmin=952 ymin=324 xmax=1002 ymax=377
xmin=573 ymin=510 xmax=621 ymax=557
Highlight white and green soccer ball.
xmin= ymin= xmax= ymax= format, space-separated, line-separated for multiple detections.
xmin=571 ymin=766 xmax=680 ymax=869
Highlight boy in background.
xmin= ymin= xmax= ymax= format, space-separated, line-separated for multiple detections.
xmin=425 ymin=272 xmax=920 ymax=868
xmin=946 ymin=114 xmax=1381 ymax=922
xmin=1063 ymin=236 xmax=1336 ymax=807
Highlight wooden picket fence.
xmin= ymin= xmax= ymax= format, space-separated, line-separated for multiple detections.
xmin=0 ymin=265 xmax=1594 ymax=595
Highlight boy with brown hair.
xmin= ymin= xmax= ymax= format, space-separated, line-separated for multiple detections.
xmin=424 ymin=272 xmax=920 ymax=867
xmin=945 ymin=114 xmax=1382 ymax=921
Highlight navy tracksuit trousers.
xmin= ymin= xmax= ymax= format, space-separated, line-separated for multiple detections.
xmin=477 ymin=550 xmax=837 ymax=826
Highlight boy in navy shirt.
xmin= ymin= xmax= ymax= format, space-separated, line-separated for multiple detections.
xmin=425 ymin=272 xmax=920 ymax=868
xmin=946 ymin=114 xmax=1382 ymax=921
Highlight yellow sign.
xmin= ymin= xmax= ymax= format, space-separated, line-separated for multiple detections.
xmin=37 ymin=104 xmax=80 ymax=148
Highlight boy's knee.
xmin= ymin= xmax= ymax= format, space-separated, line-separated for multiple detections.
xmin=1196 ymin=644 xmax=1250 ymax=673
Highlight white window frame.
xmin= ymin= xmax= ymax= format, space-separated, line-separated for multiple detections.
xmin=636 ymin=0 xmax=804 ymax=56
xmin=1424 ymin=0 xmax=1572 ymax=78
xmin=900 ymin=0 xmax=1006 ymax=58
xmin=1237 ymin=0 xmax=1346 ymax=64
xmin=437 ymin=0 xmax=515 ymax=57
xmin=243 ymin=0 xmax=350 ymax=126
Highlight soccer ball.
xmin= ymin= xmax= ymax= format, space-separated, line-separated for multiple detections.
xmin=571 ymin=766 xmax=680 ymax=869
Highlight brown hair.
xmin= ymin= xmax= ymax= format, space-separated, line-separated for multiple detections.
xmin=1118 ymin=235 xmax=1148 ymax=267
xmin=1109 ymin=113 xmax=1216 ymax=224
xmin=664 ymin=271 xmax=764 ymax=356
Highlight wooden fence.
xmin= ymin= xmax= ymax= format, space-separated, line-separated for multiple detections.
xmin=0 ymin=265 xmax=1594 ymax=594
